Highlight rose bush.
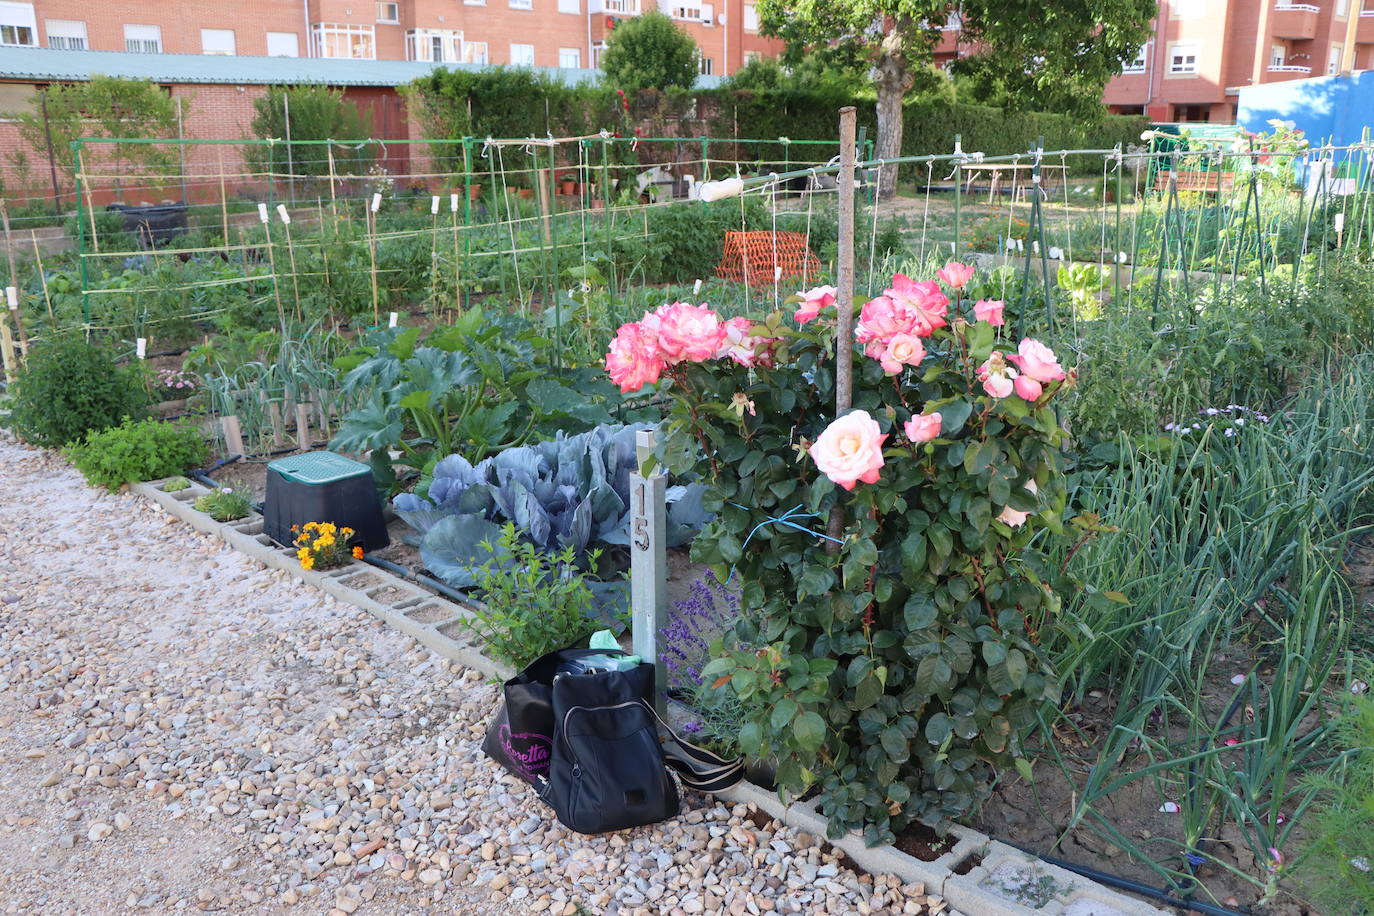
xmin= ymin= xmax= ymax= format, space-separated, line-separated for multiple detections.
xmin=604 ymin=265 xmax=1075 ymax=843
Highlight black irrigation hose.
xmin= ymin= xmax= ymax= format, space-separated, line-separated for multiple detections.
xmin=189 ymin=453 xmax=242 ymax=489
xmin=993 ymin=837 xmax=1251 ymax=916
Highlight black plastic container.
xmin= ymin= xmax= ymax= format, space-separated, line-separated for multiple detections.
xmin=107 ymin=202 xmax=188 ymax=248
xmin=264 ymin=452 xmax=390 ymax=551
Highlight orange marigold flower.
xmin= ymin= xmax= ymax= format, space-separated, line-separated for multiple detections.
xmin=352 ymin=546 xmax=364 ymax=559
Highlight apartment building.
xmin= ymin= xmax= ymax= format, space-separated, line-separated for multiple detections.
xmin=0 ymin=0 xmax=780 ymax=76
xmin=1104 ymin=0 xmax=1374 ymax=122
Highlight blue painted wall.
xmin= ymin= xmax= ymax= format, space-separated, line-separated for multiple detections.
xmin=1237 ymin=71 xmax=1374 ymax=148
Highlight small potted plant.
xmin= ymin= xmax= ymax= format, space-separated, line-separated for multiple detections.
xmin=150 ymin=367 xmax=199 ymax=414
xmin=559 ymin=173 xmax=577 ymax=196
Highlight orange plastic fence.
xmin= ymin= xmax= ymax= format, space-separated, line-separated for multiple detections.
xmin=715 ymin=230 xmax=821 ymax=286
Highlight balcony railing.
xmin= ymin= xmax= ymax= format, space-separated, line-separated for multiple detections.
xmin=1273 ymin=3 xmax=1319 ymax=10
xmin=594 ymin=0 xmax=641 ymax=13
xmin=1267 ymin=64 xmax=1313 ymax=72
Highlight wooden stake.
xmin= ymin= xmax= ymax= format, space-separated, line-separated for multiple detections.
xmin=217 ymin=146 xmax=230 ymax=246
xmin=366 ymin=206 xmax=380 ymax=325
xmin=267 ymin=400 xmax=286 ymax=447
xmin=30 ymin=230 xmax=53 ymax=322
xmin=826 ymin=106 xmax=858 ymax=553
xmin=220 ymin=415 xmax=245 ymax=458
xmin=295 ymin=401 xmax=312 ymax=450
xmin=0 ymin=317 xmax=15 ymax=383
xmin=0 ymin=202 xmax=27 ymax=356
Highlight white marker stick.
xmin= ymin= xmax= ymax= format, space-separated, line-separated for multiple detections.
xmin=136 ymin=338 xmax=147 ymax=359
xmin=430 ymin=195 xmax=440 ymax=215
xmin=370 ymin=192 xmax=382 ymax=213
xmin=257 ymin=203 xmax=269 ymax=223
xmin=276 ymin=204 xmax=290 ymax=224
xmin=388 ymin=311 xmax=398 ymax=328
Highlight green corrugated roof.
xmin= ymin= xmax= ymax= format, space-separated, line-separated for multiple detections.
xmin=0 ymin=46 xmax=723 ymax=89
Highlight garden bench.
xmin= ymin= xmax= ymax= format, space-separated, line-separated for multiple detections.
xmin=1153 ymin=169 xmax=1236 ymax=193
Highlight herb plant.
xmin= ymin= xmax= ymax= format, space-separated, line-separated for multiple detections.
xmin=65 ymin=418 xmax=208 ymax=491
xmin=6 ymin=335 xmax=148 ymax=448
xmin=193 ymin=485 xmax=254 ymax=522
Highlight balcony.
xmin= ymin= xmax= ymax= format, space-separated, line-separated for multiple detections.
xmin=1272 ymin=4 xmax=1319 ymax=39
xmin=591 ymin=0 xmax=641 ymax=13
xmin=1266 ymin=63 xmax=1314 ymax=80
xmin=1359 ymin=9 xmax=1374 ymax=43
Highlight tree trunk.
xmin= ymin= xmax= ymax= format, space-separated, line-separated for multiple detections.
xmin=872 ymin=49 xmax=914 ymax=201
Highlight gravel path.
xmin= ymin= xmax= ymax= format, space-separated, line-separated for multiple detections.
xmin=0 ymin=434 xmax=934 ymax=916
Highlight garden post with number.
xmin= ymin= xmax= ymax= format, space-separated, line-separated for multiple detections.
xmin=630 ymin=428 xmax=668 ymax=716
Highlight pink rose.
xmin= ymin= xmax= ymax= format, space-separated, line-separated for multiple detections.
xmin=884 ymin=274 xmax=948 ymax=335
xmin=1013 ymin=375 xmax=1043 ymax=401
xmin=996 ymin=506 xmax=1029 ymax=528
xmin=809 ymin=409 xmax=887 ymax=491
xmin=878 ymin=333 xmax=926 ymax=376
xmin=715 ymin=316 xmax=774 ymax=368
xmin=605 ymin=321 xmax=665 ymax=393
xmin=1007 ymin=338 xmax=1066 ymax=383
xmin=973 ymin=298 xmax=1005 ymax=327
xmin=652 ymin=302 xmax=727 ymax=364
xmin=794 ymin=285 xmax=837 ymax=324
xmin=904 ymin=412 xmax=941 ymax=443
xmin=937 ymin=261 xmax=975 ymax=290
xmin=977 ymin=351 xmax=1018 ymax=399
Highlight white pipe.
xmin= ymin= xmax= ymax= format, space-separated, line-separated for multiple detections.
xmin=302 ymin=0 xmax=312 ymax=57
xmin=698 ymin=177 xmax=743 ymax=201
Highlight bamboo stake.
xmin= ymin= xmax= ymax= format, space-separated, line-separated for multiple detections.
xmin=30 ymin=230 xmax=53 ymax=322
xmin=217 ymin=146 xmax=230 ymax=246
xmin=826 ymin=106 xmax=857 ymax=553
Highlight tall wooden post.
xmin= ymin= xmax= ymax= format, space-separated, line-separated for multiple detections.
xmin=630 ymin=429 xmax=668 ymax=715
xmin=826 ymin=107 xmax=858 ymax=550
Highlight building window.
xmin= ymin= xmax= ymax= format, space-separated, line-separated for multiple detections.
xmin=698 ymin=54 xmax=713 ymax=75
xmin=313 ymin=23 xmax=375 ymax=59
xmin=743 ymin=50 xmax=761 ymax=65
xmin=1122 ymin=44 xmax=1148 ymax=73
xmin=558 ymin=0 xmax=579 ymax=11
xmin=201 ymin=28 xmax=236 ymax=55
xmin=743 ymin=3 xmax=758 ymax=30
xmin=124 ymin=24 xmax=162 ymax=53
xmin=1329 ymin=43 xmax=1343 ymax=73
xmin=45 ymin=18 xmax=86 ymax=50
xmin=266 ymin=31 xmax=299 ymax=57
xmin=377 ymin=2 xmax=399 ymax=23
xmin=943 ymin=10 xmax=962 ymax=30
xmin=1168 ymin=42 xmax=1198 ymax=74
xmin=1171 ymin=0 xmax=1205 ymax=19
xmin=510 ymin=0 xmax=533 ymax=9
xmin=558 ymin=47 xmax=581 ymax=68
xmin=463 ymin=41 xmax=489 ymax=64
xmin=407 ymin=28 xmax=462 ymax=62
xmin=510 ymin=43 xmax=535 ymax=65
xmin=0 ymin=2 xmax=36 ymax=47
xmin=592 ymin=40 xmax=607 ymax=67
xmin=1336 ymin=0 xmax=1349 ymax=16
xmin=1270 ymin=44 xmax=1285 ymax=69
xmin=601 ymin=0 xmax=642 ymax=13
xmin=464 ymin=0 xmax=485 ymax=5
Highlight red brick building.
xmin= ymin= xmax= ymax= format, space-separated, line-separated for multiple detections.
xmin=0 ymin=0 xmax=780 ymax=77
xmin=1103 ymin=0 xmax=1374 ymax=122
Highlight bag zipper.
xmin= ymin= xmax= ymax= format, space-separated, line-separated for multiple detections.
xmin=560 ymin=700 xmax=648 ymax=778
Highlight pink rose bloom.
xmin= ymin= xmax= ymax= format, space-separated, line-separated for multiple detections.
xmin=977 ymin=351 xmax=1018 ymax=399
xmin=653 ymin=302 xmax=727 ymax=364
xmin=794 ymin=285 xmax=837 ymax=324
xmin=715 ymin=316 xmax=773 ymax=368
xmin=1007 ymin=338 xmax=1067 ymax=383
xmin=878 ymin=333 xmax=926 ymax=376
xmin=996 ymin=506 xmax=1029 ymax=528
xmin=809 ymin=409 xmax=887 ymax=491
xmin=855 ymin=296 xmax=909 ymax=345
xmin=937 ymin=261 xmax=975 ymax=290
xmin=1013 ymin=375 xmax=1043 ymax=402
xmin=973 ymin=298 xmax=1005 ymax=327
xmin=605 ymin=321 xmax=665 ymax=393
xmin=904 ymin=412 xmax=942 ymax=443
xmin=884 ymin=274 xmax=949 ymax=335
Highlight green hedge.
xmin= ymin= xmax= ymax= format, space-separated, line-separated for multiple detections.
xmin=405 ymin=68 xmax=1148 ymax=178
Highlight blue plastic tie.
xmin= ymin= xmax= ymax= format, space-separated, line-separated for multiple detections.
xmin=731 ymin=502 xmax=845 ymax=549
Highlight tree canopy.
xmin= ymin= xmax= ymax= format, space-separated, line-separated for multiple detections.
xmin=600 ymin=11 xmax=700 ymax=91
xmin=756 ymin=0 xmax=1156 ymax=193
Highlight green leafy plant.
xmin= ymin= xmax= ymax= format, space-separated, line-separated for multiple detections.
xmin=248 ymin=85 xmax=374 ymax=178
xmin=65 ymin=418 xmax=208 ymax=491
xmin=462 ymin=524 xmax=605 ymax=669
xmin=5 ymin=334 xmax=148 ymax=448
xmin=193 ymin=484 xmax=254 ymax=522
xmin=163 ymin=476 xmax=191 ymax=492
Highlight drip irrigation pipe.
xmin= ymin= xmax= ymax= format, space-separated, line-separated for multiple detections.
xmin=359 ymin=554 xmax=470 ymax=605
xmin=189 ymin=453 xmax=241 ymax=489
xmin=992 ymin=837 xmax=1250 ymax=916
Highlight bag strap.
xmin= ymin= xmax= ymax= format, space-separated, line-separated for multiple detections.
xmin=641 ymin=700 xmax=746 ymax=794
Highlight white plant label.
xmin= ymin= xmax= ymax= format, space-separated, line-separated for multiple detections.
xmin=4 ymin=286 xmax=16 ymax=309
xmin=388 ymin=311 xmax=398 ymax=328
xmin=276 ymin=204 xmax=290 ymax=224
xmin=693 ymin=279 xmax=702 ymax=295
xmin=370 ymin=193 xmax=382 ymax=213
xmin=450 ymin=193 xmax=459 ymax=212
xmin=774 ymin=266 xmax=782 ymax=282
xmin=1335 ymin=213 xmax=1345 ymax=233
xmin=136 ymin=338 xmax=147 ymax=359
xmin=257 ymin=203 xmax=269 ymax=223
xmin=430 ymin=196 xmax=440 ymax=215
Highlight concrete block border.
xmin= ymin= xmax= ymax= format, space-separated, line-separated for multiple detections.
xmin=132 ymin=476 xmax=1167 ymax=916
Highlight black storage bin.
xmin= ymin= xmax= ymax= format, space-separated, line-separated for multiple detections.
xmin=107 ymin=202 xmax=188 ymax=248
xmin=264 ymin=452 xmax=390 ymax=551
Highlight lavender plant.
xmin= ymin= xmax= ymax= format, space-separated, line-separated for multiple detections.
xmin=661 ymin=573 xmax=740 ymax=695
